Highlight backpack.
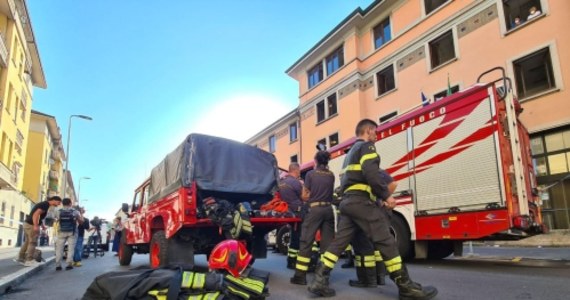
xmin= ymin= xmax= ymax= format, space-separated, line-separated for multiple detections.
xmin=59 ymin=208 xmax=76 ymax=233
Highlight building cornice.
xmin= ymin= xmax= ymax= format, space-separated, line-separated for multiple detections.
xmin=244 ymin=108 xmax=299 ymax=144
xmin=15 ymin=0 xmax=46 ymax=88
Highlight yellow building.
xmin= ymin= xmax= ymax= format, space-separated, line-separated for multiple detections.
xmin=22 ymin=110 xmax=65 ymax=203
xmin=248 ymin=0 xmax=570 ymax=229
xmin=0 ymin=0 xmax=47 ymax=247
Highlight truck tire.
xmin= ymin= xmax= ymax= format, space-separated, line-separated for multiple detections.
xmin=150 ymin=230 xmax=169 ymax=268
xmin=276 ymin=225 xmax=291 ymax=255
xmin=427 ymin=240 xmax=454 ymax=260
xmin=118 ymin=229 xmax=133 ymax=266
xmin=390 ymin=215 xmax=412 ymax=260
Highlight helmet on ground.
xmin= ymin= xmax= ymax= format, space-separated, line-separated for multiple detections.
xmin=208 ymin=239 xmax=252 ymax=277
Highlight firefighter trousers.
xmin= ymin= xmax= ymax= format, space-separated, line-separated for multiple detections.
xmin=321 ymin=194 xmax=400 ymax=271
xmin=295 ymin=205 xmax=334 ymax=272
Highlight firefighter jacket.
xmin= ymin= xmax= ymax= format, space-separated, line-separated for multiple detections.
xmin=340 ymin=139 xmax=389 ymax=202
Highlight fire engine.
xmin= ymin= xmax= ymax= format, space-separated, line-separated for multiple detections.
xmin=118 ymin=134 xmax=299 ymax=267
xmin=300 ymin=67 xmax=544 ymax=259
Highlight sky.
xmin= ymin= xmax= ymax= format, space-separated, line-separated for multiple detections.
xmin=27 ymin=0 xmax=373 ymax=221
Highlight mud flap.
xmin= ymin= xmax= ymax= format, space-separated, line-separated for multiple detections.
xmin=167 ymin=237 xmax=195 ymax=267
xmin=250 ymin=230 xmax=268 ymax=259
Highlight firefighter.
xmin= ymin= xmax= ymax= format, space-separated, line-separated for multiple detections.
xmin=348 ymin=169 xmax=398 ymax=288
xmin=279 ymin=162 xmax=304 ymax=269
xmin=290 ymin=150 xmax=335 ymax=285
xmin=308 ymin=119 xmax=438 ymax=299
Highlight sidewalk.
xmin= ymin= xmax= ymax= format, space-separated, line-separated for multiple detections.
xmin=480 ymin=229 xmax=570 ymax=247
xmin=0 ymin=246 xmax=55 ymax=296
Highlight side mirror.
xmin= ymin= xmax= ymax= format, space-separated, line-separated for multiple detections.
xmin=121 ymin=203 xmax=129 ymax=213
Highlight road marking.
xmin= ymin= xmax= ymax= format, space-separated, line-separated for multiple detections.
xmin=511 ymin=257 xmax=522 ymax=262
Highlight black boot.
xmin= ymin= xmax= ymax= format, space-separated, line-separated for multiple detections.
xmin=287 ymin=256 xmax=296 ymax=270
xmin=290 ymin=270 xmax=307 ymax=285
xmin=377 ymin=262 xmax=387 ymax=285
xmin=349 ymin=266 xmax=377 ymax=288
xmin=341 ymin=251 xmax=354 ymax=268
xmin=308 ymin=252 xmax=318 ymax=273
xmin=390 ymin=268 xmax=438 ymax=300
xmin=308 ymin=263 xmax=336 ymax=297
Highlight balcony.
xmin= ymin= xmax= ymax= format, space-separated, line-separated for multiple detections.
xmin=0 ymin=32 xmax=8 ymax=68
xmin=0 ymin=0 xmax=16 ymax=20
xmin=49 ymin=170 xmax=59 ymax=180
xmin=51 ymin=150 xmax=61 ymax=162
xmin=0 ymin=162 xmax=16 ymax=190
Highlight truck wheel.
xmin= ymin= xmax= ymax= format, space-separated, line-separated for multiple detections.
xmin=118 ymin=230 xmax=133 ymax=266
xmin=390 ymin=215 xmax=412 ymax=260
xmin=150 ymin=230 xmax=169 ymax=268
xmin=427 ymin=240 xmax=454 ymax=260
xmin=276 ymin=225 xmax=291 ymax=255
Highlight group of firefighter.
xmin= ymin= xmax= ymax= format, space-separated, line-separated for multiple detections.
xmin=280 ymin=118 xmax=438 ymax=300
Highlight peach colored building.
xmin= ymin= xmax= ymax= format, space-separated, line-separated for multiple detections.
xmin=247 ymin=0 xmax=570 ymax=229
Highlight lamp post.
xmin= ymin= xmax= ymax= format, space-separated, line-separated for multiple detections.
xmin=77 ymin=176 xmax=91 ymax=205
xmin=62 ymin=114 xmax=92 ymax=198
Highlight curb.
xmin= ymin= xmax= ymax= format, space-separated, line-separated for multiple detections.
xmin=0 ymin=256 xmax=55 ymax=296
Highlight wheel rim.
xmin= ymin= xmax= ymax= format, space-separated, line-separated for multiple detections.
xmin=150 ymin=241 xmax=160 ymax=268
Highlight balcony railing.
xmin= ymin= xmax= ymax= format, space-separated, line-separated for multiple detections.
xmin=0 ymin=161 xmax=16 ymax=190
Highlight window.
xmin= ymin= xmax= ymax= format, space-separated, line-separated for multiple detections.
xmin=373 ymin=17 xmax=392 ymax=49
xmin=327 ymin=94 xmax=337 ymax=116
xmin=290 ymin=155 xmax=298 ymax=163
xmin=513 ymin=47 xmax=555 ymax=99
xmin=316 ymin=93 xmax=338 ymax=123
xmin=317 ymin=138 xmax=326 ymax=149
xmin=425 ymin=0 xmax=449 ymax=15
xmin=530 ymin=137 xmax=545 ymax=155
xmin=289 ymin=122 xmax=298 ymax=142
xmin=433 ymin=85 xmax=459 ymax=101
xmin=379 ymin=111 xmax=398 ymax=124
xmin=308 ymin=63 xmax=324 ymax=89
xmin=502 ymin=0 xmax=543 ymax=30
xmin=317 ymin=133 xmax=339 ymax=149
xmin=0 ymin=201 xmax=5 ymax=225
xmin=326 ymin=46 xmax=344 ymax=76
xmin=329 ymin=133 xmax=339 ymax=148
xmin=376 ymin=65 xmax=395 ymax=96
xmin=269 ymin=135 xmax=276 ymax=153
xmin=429 ymin=30 xmax=455 ymax=69
xmin=10 ymin=205 xmax=14 ymax=227
xmin=317 ymin=101 xmax=326 ymax=123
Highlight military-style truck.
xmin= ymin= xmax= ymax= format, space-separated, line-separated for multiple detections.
xmin=118 ymin=134 xmax=299 ymax=267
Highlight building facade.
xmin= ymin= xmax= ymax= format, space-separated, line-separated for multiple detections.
xmin=0 ymin=0 xmax=47 ymax=247
xmin=247 ymin=0 xmax=570 ymax=229
xmin=22 ymin=110 xmax=65 ymax=204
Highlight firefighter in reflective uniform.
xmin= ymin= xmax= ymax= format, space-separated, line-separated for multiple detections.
xmin=309 ymin=119 xmax=438 ymax=300
xmin=348 ymin=169 xmax=397 ymax=288
xmin=290 ymin=150 xmax=335 ymax=285
xmin=279 ymin=162 xmax=304 ymax=269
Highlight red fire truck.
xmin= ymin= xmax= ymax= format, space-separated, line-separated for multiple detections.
xmin=118 ymin=134 xmax=299 ymax=268
xmin=300 ymin=68 xmax=544 ymax=259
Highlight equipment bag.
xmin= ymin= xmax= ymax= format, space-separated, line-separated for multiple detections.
xmin=59 ymin=208 xmax=76 ymax=232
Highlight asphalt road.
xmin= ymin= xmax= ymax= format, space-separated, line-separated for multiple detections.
xmin=3 ymin=247 xmax=570 ymax=300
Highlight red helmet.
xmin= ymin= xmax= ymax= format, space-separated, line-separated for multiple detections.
xmin=208 ymin=240 xmax=252 ymax=277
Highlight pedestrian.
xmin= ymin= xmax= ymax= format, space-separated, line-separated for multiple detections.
xmin=15 ymin=195 xmax=62 ymax=267
xmin=290 ymin=150 xmax=335 ymax=285
xmin=308 ymin=119 xmax=437 ymax=299
xmin=88 ymin=216 xmax=103 ymax=257
xmin=112 ymin=216 xmax=123 ymax=256
xmin=73 ymin=207 xmax=89 ymax=267
xmin=55 ymin=198 xmax=83 ymax=271
xmin=279 ymin=162 xmax=305 ymax=269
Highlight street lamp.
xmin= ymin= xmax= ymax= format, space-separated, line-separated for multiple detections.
xmin=77 ymin=176 xmax=91 ymax=205
xmin=62 ymin=114 xmax=92 ymax=198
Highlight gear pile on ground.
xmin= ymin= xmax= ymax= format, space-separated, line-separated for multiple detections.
xmin=81 ymin=266 xmax=270 ymax=300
